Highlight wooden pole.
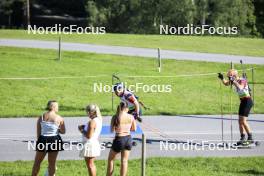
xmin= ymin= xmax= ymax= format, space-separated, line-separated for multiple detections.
xmin=141 ymin=133 xmax=146 ymax=176
xmin=158 ymin=48 xmax=161 ymax=72
xmin=58 ymin=36 xmax=61 ymax=61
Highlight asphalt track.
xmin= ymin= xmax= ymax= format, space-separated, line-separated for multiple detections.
xmin=0 ymin=39 xmax=264 ymax=162
xmin=0 ymin=115 xmax=263 ymax=161
xmin=0 ymin=39 xmax=264 ymax=65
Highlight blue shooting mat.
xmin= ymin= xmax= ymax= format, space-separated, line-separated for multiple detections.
xmin=100 ymin=124 xmax=143 ymax=135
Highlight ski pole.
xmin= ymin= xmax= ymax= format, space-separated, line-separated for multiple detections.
xmin=220 ymin=81 xmax=224 ymax=143
xmin=230 ymin=62 xmax=233 ymax=144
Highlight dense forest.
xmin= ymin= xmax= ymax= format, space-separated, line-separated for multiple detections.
xmin=0 ymin=0 xmax=263 ymax=37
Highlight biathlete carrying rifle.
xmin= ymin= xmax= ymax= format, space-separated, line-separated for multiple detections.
xmin=218 ymin=69 xmax=254 ymax=146
xmin=113 ymin=82 xmax=145 ymax=122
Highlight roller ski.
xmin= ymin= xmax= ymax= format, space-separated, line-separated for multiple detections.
xmin=235 ymin=138 xmax=260 ymax=149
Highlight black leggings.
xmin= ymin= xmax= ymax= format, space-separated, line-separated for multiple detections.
xmin=239 ymin=98 xmax=253 ymax=117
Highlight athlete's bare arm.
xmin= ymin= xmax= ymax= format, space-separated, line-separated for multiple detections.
xmin=218 ymin=73 xmax=230 ymax=86
xmin=130 ymin=116 xmax=137 ymax=132
xmin=133 ymin=100 xmax=140 ymax=116
xmin=86 ymin=120 xmax=96 ymax=139
xmin=36 ymin=116 xmax=41 ymax=138
xmin=59 ymin=117 xmax=66 ymax=134
xmin=223 ymin=80 xmax=230 ymax=86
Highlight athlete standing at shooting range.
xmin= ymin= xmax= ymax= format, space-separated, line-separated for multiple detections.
xmin=113 ymin=83 xmax=143 ymax=122
xmin=218 ymin=69 xmax=254 ymax=145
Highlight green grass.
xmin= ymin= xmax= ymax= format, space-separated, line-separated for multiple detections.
xmin=1 ymin=29 xmax=264 ymax=57
xmin=0 ymin=157 xmax=264 ymax=176
xmin=0 ymin=46 xmax=264 ymax=117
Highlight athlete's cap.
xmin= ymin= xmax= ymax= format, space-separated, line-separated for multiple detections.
xmin=113 ymin=82 xmax=124 ymax=92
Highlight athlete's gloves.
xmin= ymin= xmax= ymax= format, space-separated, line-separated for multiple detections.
xmin=218 ymin=73 xmax=224 ymax=80
xmin=133 ymin=112 xmax=142 ymax=122
xmin=132 ymin=112 xmax=138 ymax=119
xmin=136 ymin=116 xmax=142 ymax=122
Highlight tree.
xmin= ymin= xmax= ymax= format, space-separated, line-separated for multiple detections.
xmin=159 ymin=0 xmax=195 ymax=27
xmin=104 ymin=0 xmax=142 ymax=33
xmin=194 ymin=0 xmax=209 ymax=25
xmin=253 ymin=0 xmax=264 ymax=37
xmin=0 ymin=0 xmax=261 ymax=36
xmin=0 ymin=0 xmax=26 ymax=27
xmin=0 ymin=0 xmax=16 ymax=26
xmin=208 ymin=0 xmax=257 ymax=35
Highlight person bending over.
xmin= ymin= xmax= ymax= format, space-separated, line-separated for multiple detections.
xmin=113 ymin=83 xmax=142 ymax=122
